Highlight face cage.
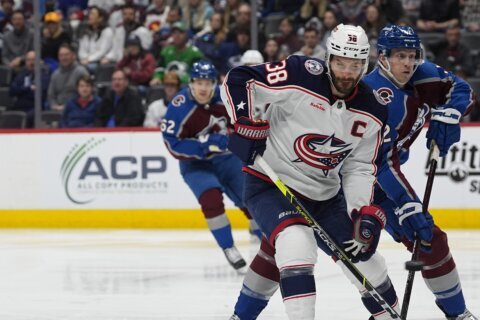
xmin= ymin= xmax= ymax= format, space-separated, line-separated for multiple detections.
xmin=378 ymin=48 xmax=424 ymax=86
xmin=325 ymin=53 xmax=369 ymax=93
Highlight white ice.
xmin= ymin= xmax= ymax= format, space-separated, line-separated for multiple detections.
xmin=0 ymin=229 xmax=478 ymax=320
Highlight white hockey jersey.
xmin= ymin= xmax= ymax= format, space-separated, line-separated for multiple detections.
xmin=221 ymin=55 xmax=388 ymax=213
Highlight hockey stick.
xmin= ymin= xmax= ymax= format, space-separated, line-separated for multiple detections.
xmin=400 ymin=141 xmax=440 ymax=319
xmin=255 ymin=155 xmax=403 ymax=319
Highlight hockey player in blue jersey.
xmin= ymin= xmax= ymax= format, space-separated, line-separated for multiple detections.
xmin=222 ymin=24 xmax=401 ymax=320
xmin=161 ymin=60 xmax=261 ymax=273
xmin=225 ymin=26 xmax=478 ymax=320
xmin=363 ymin=25 xmax=477 ymax=320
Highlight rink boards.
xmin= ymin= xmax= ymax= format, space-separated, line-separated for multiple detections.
xmin=0 ymin=125 xmax=479 ymax=229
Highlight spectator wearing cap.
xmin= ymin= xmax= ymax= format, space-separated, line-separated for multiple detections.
xmin=194 ymin=12 xmax=228 ymax=71
xmin=116 ymin=34 xmax=156 ymax=90
xmin=0 ymin=0 xmax=14 ymax=32
xmin=143 ymin=0 xmax=170 ymax=33
xmin=103 ymin=4 xmax=152 ymax=64
xmin=9 ymin=51 xmax=50 ymax=128
xmin=151 ymin=27 xmax=171 ymax=61
xmin=41 ymin=11 xmax=72 ymax=71
xmin=183 ymin=0 xmax=214 ymax=35
xmin=2 ymin=10 xmax=33 ymax=69
xmin=293 ymin=26 xmax=326 ymax=60
xmin=61 ymin=74 xmax=101 ymax=128
xmin=78 ymin=6 xmax=114 ymax=74
xmin=95 ymin=69 xmax=145 ymax=127
xmin=150 ymin=21 xmax=203 ymax=85
xmin=144 ymin=70 xmax=180 ymax=127
xmin=48 ymin=43 xmax=89 ymax=112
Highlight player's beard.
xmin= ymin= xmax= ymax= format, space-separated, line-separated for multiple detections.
xmin=331 ymin=73 xmax=360 ymax=96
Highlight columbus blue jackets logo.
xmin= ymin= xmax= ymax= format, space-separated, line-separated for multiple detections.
xmin=304 ymin=59 xmax=323 ymax=75
xmin=376 ymin=87 xmax=394 ymax=104
xmin=293 ymin=134 xmax=352 ymax=176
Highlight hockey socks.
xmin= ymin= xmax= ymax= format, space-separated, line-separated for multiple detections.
xmin=361 ymin=277 xmax=399 ymax=319
xmin=233 ymin=285 xmax=270 ymax=320
xmin=417 ymin=226 xmax=467 ymax=317
xmin=199 ymin=189 xmax=233 ymax=249
xmin=276 ymin=225 xmax=317 ymax=320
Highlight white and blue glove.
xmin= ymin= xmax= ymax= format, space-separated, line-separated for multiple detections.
xmin=201 ymin=133 xmax=228 ymax=155
xmin=426 ymin=105 xmax=461 ymax=157
xmin=395 ymin=201 xmax=434 ymax=251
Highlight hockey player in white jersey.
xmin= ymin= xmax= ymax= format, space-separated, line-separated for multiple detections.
xmin=221 ymin=24 xmax=401 ymax=320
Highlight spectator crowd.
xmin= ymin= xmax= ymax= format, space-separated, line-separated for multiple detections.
xmin=0 ymin=0 xmax=478 ymax=128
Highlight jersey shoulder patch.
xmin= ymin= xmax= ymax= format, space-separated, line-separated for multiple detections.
xmin=375 ymin=87 xmax=394 ymax=105
xmin=304 ymin=59 xmax=324 ymax=75
xmin=171 ymin=94 xmax=186 ymax=107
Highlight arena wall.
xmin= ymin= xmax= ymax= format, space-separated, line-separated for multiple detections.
xmin=0 ymin=125 xmax=478 ymax=229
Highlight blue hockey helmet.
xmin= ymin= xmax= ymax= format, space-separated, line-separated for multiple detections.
xmin=189 ymin=60 xmax=218 ymax=82
xmin=377 ymin=25 xmax=423 ymax=59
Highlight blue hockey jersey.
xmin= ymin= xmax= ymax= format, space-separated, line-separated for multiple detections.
xmin=221 ymin=55 xmax=388 ymax=213
xmin=364 ymin=60 xmax=475 ymax=206
xmin=162 ymin=86 xmax=232 ymax=160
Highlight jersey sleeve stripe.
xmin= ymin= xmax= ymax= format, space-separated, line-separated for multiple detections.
xmin=222 ymin=72 xmax=239 ymax=122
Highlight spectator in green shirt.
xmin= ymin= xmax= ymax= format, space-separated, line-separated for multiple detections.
xmin=150 ymin=21 xmax=203 ymax=85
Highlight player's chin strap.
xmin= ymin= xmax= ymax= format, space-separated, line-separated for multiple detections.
xmin=378 ymin=52 xmax=423 ymax=88
xmin=254 ymin=155 xmax=403 ymax=320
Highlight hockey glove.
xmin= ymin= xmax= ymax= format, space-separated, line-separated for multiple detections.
xmin=344 ymin=205 xmax=386 ymax=263
xmin=395 ymin=201 xmax=434 ymax=252
xmin=426 ymin=105 xmax=462 ymax=157
xmin=200 ymin=133 xmax=229 ymax=156
xmin=228 ymin=117 xmax=270 ymax=165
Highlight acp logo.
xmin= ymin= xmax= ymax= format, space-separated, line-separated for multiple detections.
xmin=61 ymin=138 xmax=167 ymax=204
xmin=61 ymin=138 xmax=106 ymax=204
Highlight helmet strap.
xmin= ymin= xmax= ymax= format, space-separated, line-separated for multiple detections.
xmin=378 ymin=51 xmax=420 ymax=88
xmin=378 ymin=54 xmax=408 ymax=87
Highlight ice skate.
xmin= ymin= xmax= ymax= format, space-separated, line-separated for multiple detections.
xmin=447 ymin=309 xmax=478 ymax=320
xmin=223 ymin=246 xmax=247 ymax=274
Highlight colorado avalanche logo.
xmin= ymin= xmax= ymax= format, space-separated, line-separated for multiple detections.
xmin=376 ymin=87 xmax=394 ymax=104
xmin=293 ymin=134 xmax=353 ymax=176
xmin=172 ymin=95 xmax=186 ymax=107
xmin=304 ymin=59 xmax=324 ymax=75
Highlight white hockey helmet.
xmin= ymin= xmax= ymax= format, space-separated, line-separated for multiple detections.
xmin=240 ymin=50 xmax=264 ymax=66
xmin=326 ymin=24 xmax=370 ymax=77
